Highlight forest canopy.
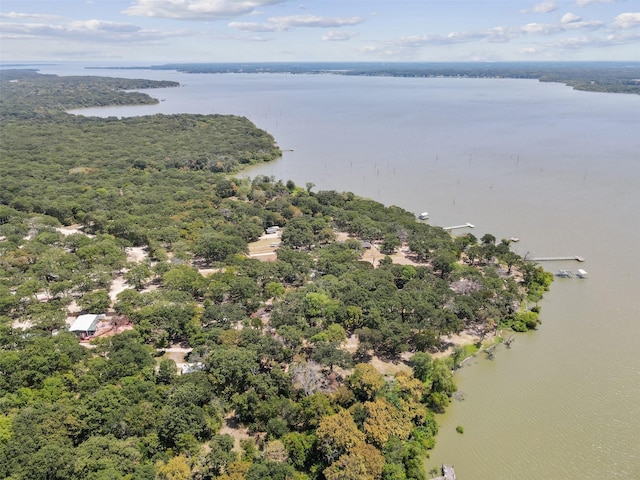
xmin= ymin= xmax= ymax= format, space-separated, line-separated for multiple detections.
xmin=0 ymin=70 xmax=552 ymax=480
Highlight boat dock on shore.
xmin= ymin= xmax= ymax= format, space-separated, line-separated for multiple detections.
xmin=530 ymin=255 xmax=585 ymax=262
xmin=433 ymin=464 xmax=456 ymax=480
xmin=443 ymin=223 xmax=475 ymax=231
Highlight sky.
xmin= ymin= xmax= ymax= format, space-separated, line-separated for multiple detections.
xmin=1 ymin=0 xmax=639 ymax=63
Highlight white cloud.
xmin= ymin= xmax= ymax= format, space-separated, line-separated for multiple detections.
xmin=229 ymin=34 xmax=273 ymax=42
xmin=0 ymin=19 xmax=177 ymax=43
xmin=378 ymin=15 xmax=608 ymax=54
xmin=576 ymin=0 xmax=618 ymax=6
xmin=123 ymin=0 xmax=287 ymax=20
xmin=271 ymin=15 xmax=363 ymax=28
xmin=74 ymin=20 xmax=142 ymax=33
xmin=402 ymin=20 xmax=598 ymax=46
xmin=563 ymin=19 xmax=605 ymax=29
xmin=531 ymin=1 xmax=558 ymax=13
xmin=477 ymin=26 xmax=517 ymax=43
xmin=359 ymin=44 xmax=403 ymax=59
xmin=561 ymin=12 xmax=582 ymax=23
xmin=611 ymin=12 xmax=640 ymax=29
xmin=525 ymin=18 xmax=604 ymax=33
xmin=516 ymin=19 xmax=604 ymax=34
xmin=0 ymin=12 xmax=60 ymax=20
xmin=552 ymin=35 xmax=594 ymax=47
xmin=228 ymin=14 xmax=363 ymax=32
xmin=546 ymin=29 xmax=640 ymax=49
xmin=519 ymin=22 xmax=563 ymax=34
xmin=322 ymin=30 xmax=357 ymax=41
xmin=392 ymin=26 xmax=520 ymax=48
xmin=227 ymin=21 xmax=281 ymax=32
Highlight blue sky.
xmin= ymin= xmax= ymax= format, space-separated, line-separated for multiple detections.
xmin=1 ymin=0 xmax=639 ymax=62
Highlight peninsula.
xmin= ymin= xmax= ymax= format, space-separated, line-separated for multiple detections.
xmin=0 ymin=70 xmax=552 ymax=480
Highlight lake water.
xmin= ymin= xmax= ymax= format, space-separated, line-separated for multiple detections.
xmin=52 ymin=64 xmax=640 ymax=478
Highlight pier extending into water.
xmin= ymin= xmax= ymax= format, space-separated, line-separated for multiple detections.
xmin=433 ymin=464 xmax=456 ymax=480
xmin=443 ymin=223 xmax=475 ymax=231
xmin=529 ymin=255 xmax=585 ymax=262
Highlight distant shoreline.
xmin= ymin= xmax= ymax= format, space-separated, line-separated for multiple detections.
xmin=84 ymin=61 xmax=640 ymax=95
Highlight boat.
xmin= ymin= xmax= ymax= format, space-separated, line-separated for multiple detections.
xmin=418 ymin=212 xmax=429 ymax=220
xmin=555 ymin=270 xmax=574 ymax=278
xmin=576 ymin=269 xmax=589 ymax=278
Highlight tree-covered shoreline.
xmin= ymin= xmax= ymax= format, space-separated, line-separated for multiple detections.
xmin=0 ymin=71 xmax=552 ymax=480
xmin=94 ymin=61 xmax=640 ymax=95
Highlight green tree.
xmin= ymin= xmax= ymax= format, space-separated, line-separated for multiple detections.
xmin=429 ymin=360 xmax=456 ymax=395
xmin=156 ymin=358 xmax=177 ymax=385
xmin=481 ymin=233 xmax=496 ymax=245
xmin=281 ymin=217 xmax=315 ymax=250
xmin=410 ymin=352 xmax=433 ymax=383
xmin=124 ymin=262 xmax=152 ymax=290
xmin=431 ymin=251 xmax=457 ymax=279
xmin=347 ymin=363 xmax=385 ymax=402
xmin=500 ymin=251 xmax=521 ymax=274
xmin=282 ymin=431 xmax=317 ymax=470
xmin=73 ymin=435 xmax=142 ymax=479
xmin=381 ymin=234 xmax=401 ymax=255
xmin=78 ymin=289 xmax=111 ymax=313
xmin=162 ymin=264 xmax=206 ymax=296
xmin=426 ymin=360 xmax=456 ymax=413
xmin=204 ymin=434 xmax=238 ymax=477
xmin=0 ymin=286 xmax=18 ymax=316
xmin=298 ymin=393 xmax=334 ymax=429
xmin=513 ymin=310 xmax=540 ymax=330
xmin=311 ymin=342 xmax=352 ymax=371
xmin=157 ymin=404 xmax=211 ymax=448
xmin=265 ymin=281 xmax=286 ymax=299
xmin=21 ymin=441 xmax=75 ymax=480
xmin=95 ymin=330 xmax=155 ymax=381
xmin=195 ymin=230 xmax=247 ymax=263
xmin=205 ymin=347 xmax=259 ymax=396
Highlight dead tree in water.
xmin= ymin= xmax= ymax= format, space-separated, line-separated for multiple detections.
xmin=504 ymin=334 xmax=515 ymax=348
xmin=485 ymin=344 xmax=498 ymax=360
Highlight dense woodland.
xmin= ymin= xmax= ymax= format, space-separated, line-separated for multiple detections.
xmin=0 ymin=70 xmax=552 ymax=480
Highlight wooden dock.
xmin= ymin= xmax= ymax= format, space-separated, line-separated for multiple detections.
xmin=433 ymin=464 xmax=456 ymax=480
xmin=529 ymin=256 xmax=585 ymax=262
xmin=443 ymin=223 xmax=475 ymax=231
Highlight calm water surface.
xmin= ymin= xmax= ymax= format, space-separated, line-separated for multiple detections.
xmin=55 ymin=65 xmax=640 ymax=479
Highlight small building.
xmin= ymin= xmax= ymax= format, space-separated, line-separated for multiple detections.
xmin=181 ymin=362 xmax=205 ymax=375
xmin=265 ymin=226 xmax=281 ymax=234
xmin=69 ymin=314 xmax=104 ymax=338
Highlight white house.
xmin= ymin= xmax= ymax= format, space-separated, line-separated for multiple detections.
xmin=69 ymin=314 xmax=104 ymax=338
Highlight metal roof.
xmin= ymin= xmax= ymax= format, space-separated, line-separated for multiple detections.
xmin=69 ymin=314 xmax=101 ymax=332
